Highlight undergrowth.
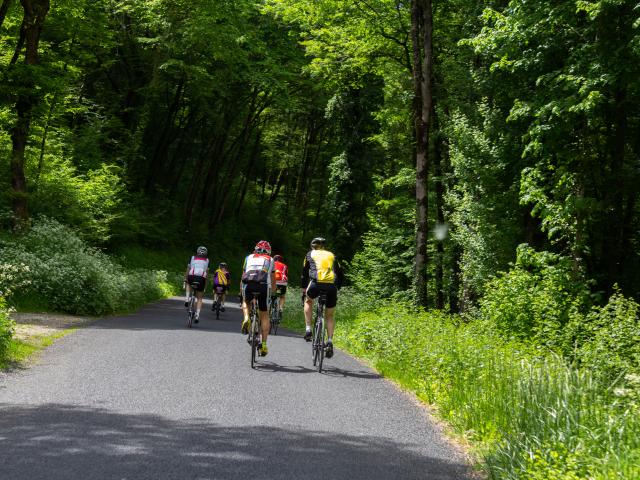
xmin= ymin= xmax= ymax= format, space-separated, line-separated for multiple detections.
xmin=281 ymin=290 xmax=640 ymax=479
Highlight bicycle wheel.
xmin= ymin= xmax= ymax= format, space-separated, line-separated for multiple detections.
xmin=269 ymin=300 xmax=278 ymax=335
xmin=250 ymin=307 xmax=259 ymax=368
xmin=187 ymin=295 xmax=195 ymax=328
xmin=312 ymin=318 xmax=321 ymax=366
xmin=272 ymin=308 xmax=279 ymax=335
xmin=317 ymin=315 xmax=326 ymax=373
xmin=215 ymin=299 xmax=220 ymax=320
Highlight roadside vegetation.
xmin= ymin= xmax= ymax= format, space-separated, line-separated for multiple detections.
xmin=283 ymin=286 xmax=640 ymax=479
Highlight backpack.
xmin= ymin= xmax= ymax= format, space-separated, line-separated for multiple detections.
xmin=241 ymin=254 xmax=271 ymax=285
xmin=216 ymin=269 xmax=229 ymax=286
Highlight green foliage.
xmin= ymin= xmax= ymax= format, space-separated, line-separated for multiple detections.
xmin=0 ymin=218 xmax=176 ymax=315
xmin=574 ymin=291 xmax=640 ymax=381
xmin=0 ymin=297 xmax=14 ymax=362
xmin=283 ymin=296 xmax=640 ymax=479
xmin=480 ymin=245 xmax=591 ymax=354
xmin=447 ymin=109 xmax=523 ymax=297
xmin=349 ymin=169 xmax=415 ymax=297
xmin=31 ymin=162 xmax=124 ymax=244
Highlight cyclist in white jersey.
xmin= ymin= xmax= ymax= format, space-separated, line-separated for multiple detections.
xmin=240 ymin=240 xmax=276 ymax=356
xmin=184 ymin=246 xmax=210 ymax=323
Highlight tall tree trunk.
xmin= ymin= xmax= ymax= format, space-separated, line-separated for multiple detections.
xmin=434 ymin=123 xmax=445 ymax=310
xmin=0 ymin=0 xmax=12 ymax=29
xmin=411 ymin=0 xmax=433 ymax=307
xmin=235 ymin=132 xmax=261 ymax=217
xmin=9 ymin=0 xmax=50 ymax=228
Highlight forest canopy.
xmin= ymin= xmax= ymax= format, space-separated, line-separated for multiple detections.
xmin=1 ymin=0 xmax=639 ymax=307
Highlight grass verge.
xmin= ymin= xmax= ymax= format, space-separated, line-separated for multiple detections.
xmin=280 ymin=290 xmax=640 ymax=479
xmin=0 ymin=329 xmax=75 ymax=370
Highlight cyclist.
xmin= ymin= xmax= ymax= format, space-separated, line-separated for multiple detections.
xmin=272 ymin=254 xmax=288 ymax=313
xmin=184 ymin=246 xmax=210 ymax=323
xmin=240 ymin=240 xmax=276 ymax=356
xmin=301 ymin=237 xmax=343 ymax=358
xmin=211 ymin=262 xmax=231 ymax=312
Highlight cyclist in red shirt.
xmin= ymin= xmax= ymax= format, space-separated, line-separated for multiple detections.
xmin=272 ymin=254 xmax=288 ymax=313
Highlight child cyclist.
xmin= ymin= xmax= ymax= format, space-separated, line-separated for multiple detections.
xmin=272 ymin=255 xmax=288 ymax=313
xmin=212 ymin=262 xmax=231 ymax=311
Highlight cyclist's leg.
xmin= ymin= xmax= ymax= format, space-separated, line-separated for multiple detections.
xmin=258 ymin=285 xmax=269 ymax=353
xmin=304 ymin=283 xmax=319 ymax=336
xmin=324 ymin=285 xmax=338 ymax=340
xmin=241 ymin=284 xmax=250 ymax=332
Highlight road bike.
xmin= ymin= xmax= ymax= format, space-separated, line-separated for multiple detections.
xmin=211 ymin=287 xmax=225 ymax=320
xmin=186 ymin=283 xmax=198 ymax=328
xmin=269 ymin=292 xmax=281 ymax=335
xmin=247 ymin=292 xmax=261 ymax=368
xmin=311 ymin=293 xmax=328 ymax=373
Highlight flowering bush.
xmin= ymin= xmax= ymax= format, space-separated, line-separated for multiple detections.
xmin=0 ymin=296 xmax=14 ymax=360
xmin=0 ymin=218 xmax=174 ymax=315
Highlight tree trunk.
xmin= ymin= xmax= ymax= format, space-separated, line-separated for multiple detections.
xmin=434 ymin=124 xmax=445 ymax=310
xmin=0 ymin=0 xmax=13 ymax=30
xmin=9 ymin=0 xmax=50 ymax=228
xmin=411 ymin=0 xmax=433 ymax=307
xmin=235 ymin=132 xmax=261 ymax=217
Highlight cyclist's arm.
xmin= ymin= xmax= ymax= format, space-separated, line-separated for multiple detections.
xmin=301 ymin=255 xmax=310 ymax=288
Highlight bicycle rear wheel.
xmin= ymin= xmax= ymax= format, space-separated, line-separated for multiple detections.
xmin=187 ymin=295 xmax=195 ymax=328
xmin=250 ymin=309 xmax=259 ymax=368
xmin=317 ymin=316 xmax=326 ymax=373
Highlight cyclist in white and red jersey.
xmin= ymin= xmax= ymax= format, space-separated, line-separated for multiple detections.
xmin=240 ymin=240 xmax=276 ymax=356
xmin=272 ymin=254 xmax=288 ymax=313
xmin=184 ymin=246 xmax=210 ymax=323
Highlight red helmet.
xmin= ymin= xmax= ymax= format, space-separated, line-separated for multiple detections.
xmin=255 ymin=240 xmax=272 ymax=255
xmin=273 ymin=254 xmax=284 ymax=262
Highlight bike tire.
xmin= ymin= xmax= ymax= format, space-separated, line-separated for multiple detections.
xmin=312 ymin=320 xmax=321 ymax=366
xmin=250 ymin=310 xmax=258 ymax=369
xmin=317 ymin=317 xmax=326 ymax=373
xmin=187 ymin=296 xmax=195 ymax=328
xmin=215 ymin=302 xmax=220 ymax=320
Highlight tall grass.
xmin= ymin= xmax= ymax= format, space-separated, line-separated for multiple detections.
xmin=281 ymin=291 xmax=640 ymax=479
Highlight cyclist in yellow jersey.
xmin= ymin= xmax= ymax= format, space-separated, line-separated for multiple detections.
xmin=301 ymin=237 xmax=343 ymax=358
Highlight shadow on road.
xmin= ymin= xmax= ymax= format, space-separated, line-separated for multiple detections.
xmin=255 ymin=361 xmax=316 ymax=374
xmin=0 ymin=403 xmax=470 ymax=480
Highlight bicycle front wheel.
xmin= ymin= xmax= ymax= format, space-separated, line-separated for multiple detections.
xmin=312 ymin=320 xmax=321 ymax=366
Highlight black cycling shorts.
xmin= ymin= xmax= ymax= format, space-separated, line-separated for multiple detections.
xmin=306 ymin=282 xmax=338 ymax=309
xmin=275 ymin=285 xmax=287 ymax=295
xmin=214 ymin=284 xmax=229 ymax=294
xmin=187 ymin=275 xmax=207 ymax=292
xmin=243 ymin=283 xmax=268 ymax=311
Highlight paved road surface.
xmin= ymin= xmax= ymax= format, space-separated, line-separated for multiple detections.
xmin=0 ymin=298 xmax=472 ymax=480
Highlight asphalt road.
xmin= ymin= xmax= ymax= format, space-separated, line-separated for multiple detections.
xmin=0 ymin=298 xmax=472 ymax=480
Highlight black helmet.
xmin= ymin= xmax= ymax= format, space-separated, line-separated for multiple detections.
xmin=196 ymin=246 xmax=208 ymax=256
xmin=310 ymin=237 xmax=326 ymax=249
xmin=273 ymin=254 xmax=284 ymax=262
xmin=219 ymin=262 xmax=228 ymax=268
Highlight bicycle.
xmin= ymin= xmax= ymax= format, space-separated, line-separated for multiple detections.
xmin=311 ymin=293 xmax=328 ymax=373
xmin=212 ymin=288 xmax=225 ymax=320
xmin=186 ymin=282 xmax=198 ymax=328
xmin=269 ymin=292 xmax=281 ymax=335
xmin=247 ymin=292 xmax=261 ymax=369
